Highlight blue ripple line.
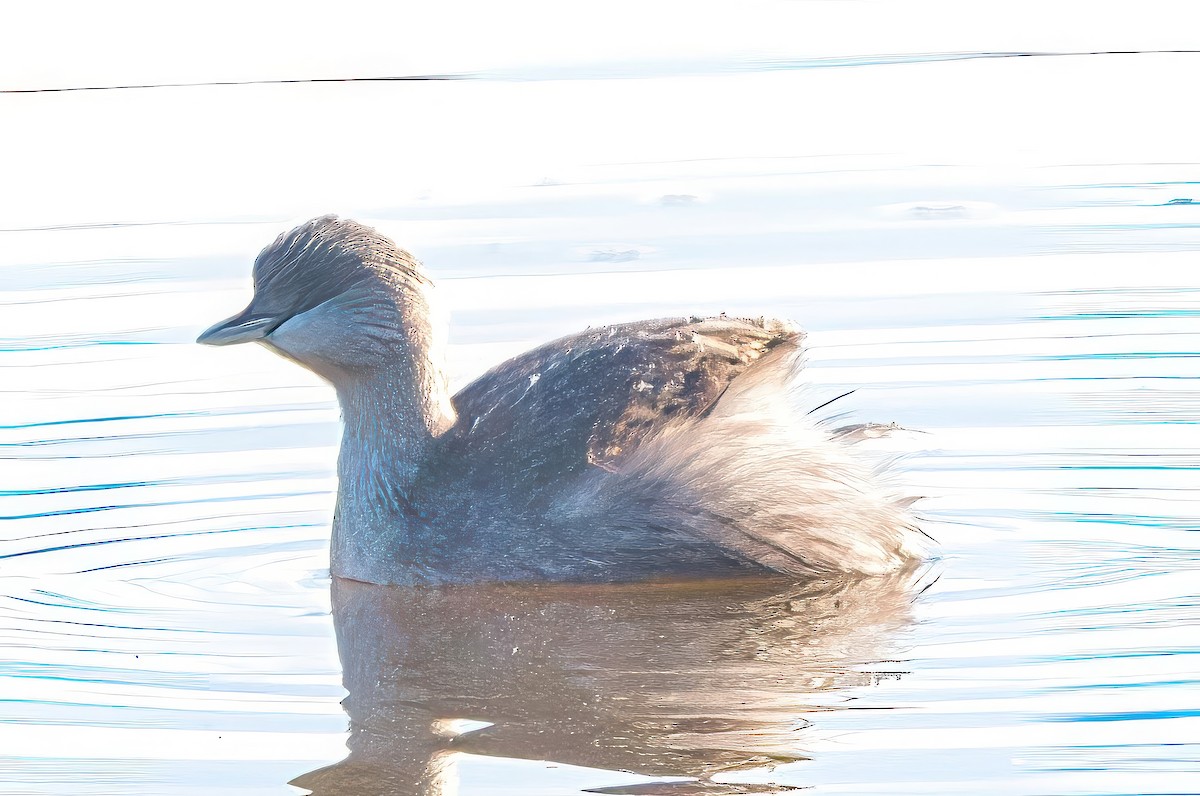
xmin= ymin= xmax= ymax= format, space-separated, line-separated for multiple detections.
xmin=1 ymin=672 xmax=202 ymax=688
xmin=1062 ymin=180 xmax=1200 ymax=189
xmin=0 ymin=522 xmax=325 ymax=561
xmin=752 ymin=49 xmax=1200 ymax=72
xmin=0 ymin=481 xmax=160 ymax=497
xmin=0 ymin=489 xmax=329 ymax=522
xmin=1046 ymin=709 xmax=1200 ymax=723
xmin=1044 ymin=679 xmax=1200 ymax=693
xmin=0 ymin=341 xmax=160 ymax=353
xmin=1031 ymin=351 xmax=1200 ymax=361
xmin=74 ymin=556 xmax=174 ymax=573
xmin=8 ymin=594 xmax=125 ymax=613
xmin=0 ymin=470 xmax=327 ymax=497
xmin=1 ymin=403 xmax=333 ymax=436
xmin=1056 ymin=465 xmax=1198 ymax=471
xmin=0 ymin=412 xmax=201 ymax=430
xmin=1036 ymin=650 xmax=1200 ymax=664
xmin=1039 ymin=310 xmax=1200 ymax=320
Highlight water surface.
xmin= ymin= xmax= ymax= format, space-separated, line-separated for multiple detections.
xmin=2 ymin=11 xmax=1199 ymax=794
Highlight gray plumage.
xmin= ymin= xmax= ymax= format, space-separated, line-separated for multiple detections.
xmin=199 ymin=216 xmax=926 ymax=585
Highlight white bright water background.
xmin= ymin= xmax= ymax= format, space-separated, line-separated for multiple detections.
xmin=2 ymin=2 xmax=1198 ymax=793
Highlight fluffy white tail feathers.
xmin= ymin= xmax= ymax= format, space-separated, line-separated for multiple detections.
xmin=604 ymin=341 xmax=927 ymax=576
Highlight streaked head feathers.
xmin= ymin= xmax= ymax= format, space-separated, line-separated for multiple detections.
xmin=250 ymin=215 xmax=428 ymax=323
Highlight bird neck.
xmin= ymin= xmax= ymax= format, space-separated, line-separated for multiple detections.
xmin=330 ymin=342 xmax=457 ymax=582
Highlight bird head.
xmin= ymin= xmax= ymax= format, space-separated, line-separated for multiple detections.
xmin=198 ymin=216 xmax=432 ymax=383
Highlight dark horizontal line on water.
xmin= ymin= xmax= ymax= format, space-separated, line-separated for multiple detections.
xmin=752 ymin=49 xmax=1200 ymax=71
xmin=1058 ymin=742 xmax=1200 ymax=750
xmin=1043 ymin=678 xmax=1200 ymax=694
xmin=0 ymin=670 xmax=207 ymax=689
xmin=932 ymin=507 xmax=1196 ymax=529
xmin=13 ymin=507 xmax=324 ymax=543
xmin=1030 ymin=352 xmax=1200 ymax=361
xmin=5 ymin=611 xmax=323 ymax=640
xmin=0 ymin=522 xmax=323 ymax=562
xmin=3 ymin=49 xmax=1197 ymax=94
xmin=8 ymin=615 xmax=205 ymax=635
xmin=1 ymin=73 xmax=471 ymax=94
xmin=0 ymin=469 xmax=328 ymax=499
xmin=1045 ymin=180 xmax=1200 ymax=191
xmin=0 ymin=490 xmax=328 ymax=522
xmin=1057 ymin=465 xmax=1200 ymax=472
xmin=8 ymin=594 xmax=140 ymax=613
xmin=1036 ymin=649 xmax=1200 ymax=664
xmin=72 ymin=554 xmax=206 ymax=573
xmin=0 ymin=341 xmax=161 ymax=353
xmin=73 ymin=555 xmax=179 ymax=573
xmin=1039 ymin=311 xmax=1200 ymax=320
xmin=1 ymin=402 xmax=332 ymax=434
xmin=0 ymin=654 xmax=278 ymax=682
xmin=0 ymin=413 xmax=202 ymax=431
xmin=1046 ymin=708 xmax=1200 ymax=723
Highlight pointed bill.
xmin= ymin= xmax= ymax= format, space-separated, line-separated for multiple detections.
xmin=196 ymin=311 xmax=277 ymax=346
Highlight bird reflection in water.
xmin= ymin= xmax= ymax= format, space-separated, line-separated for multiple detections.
xmin=292 ymin=570 xmax=921 ymax=796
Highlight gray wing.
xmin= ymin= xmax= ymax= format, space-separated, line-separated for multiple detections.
xmin=432 ymin=316 xmax=802 ymax=501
